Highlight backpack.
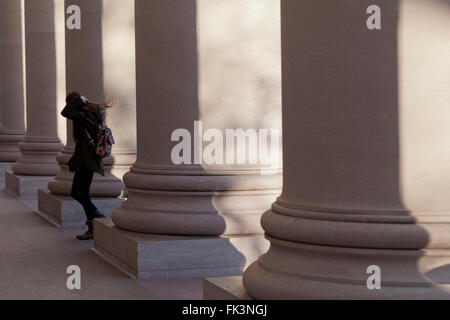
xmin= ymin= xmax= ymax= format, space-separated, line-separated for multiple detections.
xmin=96 ymin=125 xmax=115 ymax=158
xmin=85 ymin=124 xmax=115 ymax=159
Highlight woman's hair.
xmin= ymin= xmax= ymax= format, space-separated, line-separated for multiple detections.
xmin=66 ymin=91 xmax=112 ymax=142
xmin=66 ymin=91 xmax=112 ymax=111
xmin=66 ymin=91 xmax=82 ymax=105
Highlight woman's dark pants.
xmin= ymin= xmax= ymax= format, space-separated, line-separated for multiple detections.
xmin=71 ymin=170 xmax=98 ymax=221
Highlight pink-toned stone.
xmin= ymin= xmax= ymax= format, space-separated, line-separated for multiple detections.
xmin=243 ymin=0 xmax=450 ymax=300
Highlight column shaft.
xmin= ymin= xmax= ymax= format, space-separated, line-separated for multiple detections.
xmin=0 ymin=0 xmax=26 ymax=162
xmin=12 ymin=0 xmax=65 ymax=176
xmin=243 ymin=0 xmax=450 ymax=299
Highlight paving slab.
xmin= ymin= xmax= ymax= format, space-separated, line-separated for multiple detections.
xmin=0 ymin=188 xmax=155 ymax=300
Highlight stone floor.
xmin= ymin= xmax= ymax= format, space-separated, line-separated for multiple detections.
xmin=0 ymin=179 xmax=203 ymax=300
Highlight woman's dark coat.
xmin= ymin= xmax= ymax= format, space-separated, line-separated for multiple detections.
xmin=61 ymin=98 xmax=105 ymax=176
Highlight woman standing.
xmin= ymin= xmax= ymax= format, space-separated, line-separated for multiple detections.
xmin=61 ymin=92 xmax=108 ymax=240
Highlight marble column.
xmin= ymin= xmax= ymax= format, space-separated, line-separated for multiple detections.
xmin=94 ymin=0 xmax=281 ymax=279
xmin=0 ymin=0 xmax=26 ymax=166
xmin=39 ymin=0 xmax=136 ymax=225
xmin=6 ymin=0 xmax=66 ymax=197
xmin=243 ymin=0 xmax=450 ymax=299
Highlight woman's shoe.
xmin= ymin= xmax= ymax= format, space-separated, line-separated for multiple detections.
xmin=94 ymin=210 xmax=106 ymax=219
xmin=76 ymin=220 xmax=94 ymax=240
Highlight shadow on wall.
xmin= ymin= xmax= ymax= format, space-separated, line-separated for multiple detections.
xmin=100 ymin=0 xmax=137 ymax=187
xmin=198 ymin=0 xmax=282 ymax=131
xmin=65 ymin=0 xmax=104 ymax=101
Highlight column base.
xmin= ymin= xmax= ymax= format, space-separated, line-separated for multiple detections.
xmin=243 ymin=237 xmax=450 ymax=300
xmin=37 ymin=189 xmax=125 ymax=227
xmin=0 ymin=163 xmax=13 ymax=181
xmin=5 ymin=170 xmax=53 ymax=197
xmin=11 ymin=138 xmax=63 ymax=176
xmin=0 ymin=133 xmax=25 ymax=162
xmin=204 ymin=276 xmax=251 ymax=300
xmin=48 ymin=164 xmax=126 ymax=197
xmin=112 ymin=169 xmax=281 ymax=236
xmin=93 ymin=218 xmax=269 ymax=280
